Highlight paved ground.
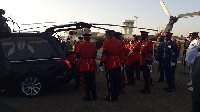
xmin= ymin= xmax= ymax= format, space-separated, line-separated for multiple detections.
xmin=0 ymin=48 xmax=193 ymax=112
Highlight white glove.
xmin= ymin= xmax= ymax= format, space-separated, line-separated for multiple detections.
xmin=171 ymin=62 xmax=175 ymax=67
xmin=156 ymin=61 xmax=159 ymax=65
xmin=121 ymin=66 xmax=123 ymax=71
xmin=147 ymin=65 xmax=153 ymax=73
xmin=100 ymin=66 xmax=104 ymax=71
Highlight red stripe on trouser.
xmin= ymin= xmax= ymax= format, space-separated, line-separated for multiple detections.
xmin=81 ymin=73 xmax=87 ymax=99
xmin=149 ymin=73 xmax=151 ymax=92
xmin=121 ymin=71 xmax=124 ymax=92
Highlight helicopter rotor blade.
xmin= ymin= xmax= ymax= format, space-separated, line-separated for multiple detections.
xmin=160 ymin=0 xmax=171 ymax=16
xmin=178 ymin=11 xmax=200 ymax=18
xmin=21 ymin=22 xmax=56 ymax=25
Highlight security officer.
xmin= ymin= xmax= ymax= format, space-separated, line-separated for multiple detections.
xmin=100 ymin=30 xmax=124 ymax=101
xmin=155 ymin=36 xmax=165 ymax=82
xmin=182 ymin=39 xmax=190 ymax=67
xmin=130 ymin=35 xmax=141 ymax=80
xmin=191 ymin=42 xmax=200 ymax=112
xmin=113 ymin=32 xmax=125 ymax=94
xmin=162 ymin=32 xmax=178 ymax=92
xmin=0 ymin=40 xmax=10 ymax=90
xmin=68 ymin=37 xmax=84 ymax=90
xmin=185 ymin=32 xmax=199 ymax=87
xmin=76 ymin=34 xmax=97 ymax=101
xmin=139 ymin=31 xmax=153 ymax=94
xmin=0 ymin=9 xmax=10 ymax=90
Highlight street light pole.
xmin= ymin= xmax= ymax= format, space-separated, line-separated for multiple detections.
xmin=134 ymin=16 xmax=138 ymax=35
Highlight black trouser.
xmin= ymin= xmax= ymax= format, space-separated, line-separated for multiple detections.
xmin=134 ymin=60 xmax=140 ymax=80
xmin=107 ymin=67 xmax=120 ymax=100
xmin=164 ymin=63 xmax=175 ymax=89
xmin=126 ymin=63 xmax=136 ymax=84
xmin=192 ymin=93 xmax=200 ymax=112
xmin=158 ymin=62 xmax=164 ymax=81
xmin=119 ymin=66 xmax=125 ymax=92
xmin=141 ymin=65 xmax=152 ymax=91
xmin=81 ymin=71 xmax=96 ymax=100
xmin=74 ymin=69 xmax=81 ymax=88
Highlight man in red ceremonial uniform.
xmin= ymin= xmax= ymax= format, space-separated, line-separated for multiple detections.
xmin=76 ymin=34 xmax=97 ymax=101
xmin=113 ymin=32 xmax=125 ymax=94
xmin=125 ymin=40 xmax=130 ymax=49
xmin=100 ymin=30 xmax=124 ymax=101
xmin=139 ymin=31 xmax=153 ymax=94
xmin=124 ymin=47 xmax=139 ymax=85
xmin=130 ymin=35 xmax=141 ymax=80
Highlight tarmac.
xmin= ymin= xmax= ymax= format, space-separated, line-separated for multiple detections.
xmin=0 ymin=47 xmax=193 ymax=112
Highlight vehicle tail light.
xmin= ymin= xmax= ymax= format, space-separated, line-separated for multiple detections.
xmin=64 ymin=60 xmax=72 ymax=68
xmin=56 ymin=59 xmax=72 ymax=68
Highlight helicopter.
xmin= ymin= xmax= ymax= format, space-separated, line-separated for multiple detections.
xmin=159 ymin=0 xmax=200 ymax=36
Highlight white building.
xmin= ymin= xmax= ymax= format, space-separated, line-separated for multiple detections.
xmin=122 ymin=20 xmax=135 ymax=34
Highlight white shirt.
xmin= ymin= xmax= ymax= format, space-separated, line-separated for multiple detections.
xmin=185 ymin=39 xmax=200 ymax=65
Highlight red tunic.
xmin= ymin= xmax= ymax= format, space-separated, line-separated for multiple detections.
xmin=124 ymin=48 xmax=139 ymax=66
xmin=177 ymin=44 xmax=181 ymax=51
xmin=77 ymin=42 xmax=97 ymax=72
xmin=130 ymin=41 xmax=141 ymax=56
xmin=140 ymin=40 xmax=153 ymax=65
xmin=101 ymin=39 xmax=124 ymax=69
xmin=125 ymin=44 xmax=130 ymax=49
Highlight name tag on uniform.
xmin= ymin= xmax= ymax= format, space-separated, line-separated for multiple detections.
xmin=168 ymin=45 xmax=171 ymax=48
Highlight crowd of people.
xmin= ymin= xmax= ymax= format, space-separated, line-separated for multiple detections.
xmin=65 ymin=29 xmax=200 ymax=111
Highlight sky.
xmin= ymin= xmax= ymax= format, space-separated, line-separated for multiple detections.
xmin=2 ymin=0 xmax=200 ymax=37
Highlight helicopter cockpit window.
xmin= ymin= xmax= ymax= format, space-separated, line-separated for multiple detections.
xmin=1 ymin=36 xmax=59 ymax=61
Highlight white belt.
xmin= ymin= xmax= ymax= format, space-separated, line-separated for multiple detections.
xmin=126 ymin=50 xmax=133 ymax=59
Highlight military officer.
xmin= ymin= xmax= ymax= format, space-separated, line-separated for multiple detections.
xmin=100 ymin=30 xmax=124 ymax=101
xmin=161 ymin=32 xmax=178 ymax=92
xmin=76 ymin=34 xmax=97 ymax=101
xmin=113 ymin=32 xmax=125 ymax=94
xmin=130 ymin=35 xmax=141 ymax=80
xmin=139 ymin=31 xmax=153 ymax=94
xmin=125 ymin=40 xmax=130 ymax=49
xmin=155 ymin=36 xmax=165 ymax=82
xmin=72 ymin=37 xmax=84 ymax=89
xmin=185 ymin=32 xmax=199 ymax=88
xmin=123 ymin=47 xmax=139 ymax=85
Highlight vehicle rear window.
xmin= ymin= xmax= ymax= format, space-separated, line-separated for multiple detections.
xmin=1 ymin=36 xmax=60 ymax=61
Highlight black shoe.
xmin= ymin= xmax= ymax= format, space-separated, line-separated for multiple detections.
xmin=167 ymin=88 xmax=175 ymax=92
xmin=156 ymin=80 xmax=164 ymax=82
xmin=125 ymin=82 xmax=131 ymax=85
xmin=104 ymin=96 xmax=117 ymax=101
xmin=83 ymin=97 xmax=91 ymax=101
xmin=140 ymin=89 xmax=150 ymax=94
xmin=119 ymin=90 xmax=124 ymax=95
xmin=92 ymin=96 xmax=97 ymax=100
xmin=104 ymin=96 xmax=112 ymax=101
xmin=163 ymin=87 xmax=169 ymax=91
